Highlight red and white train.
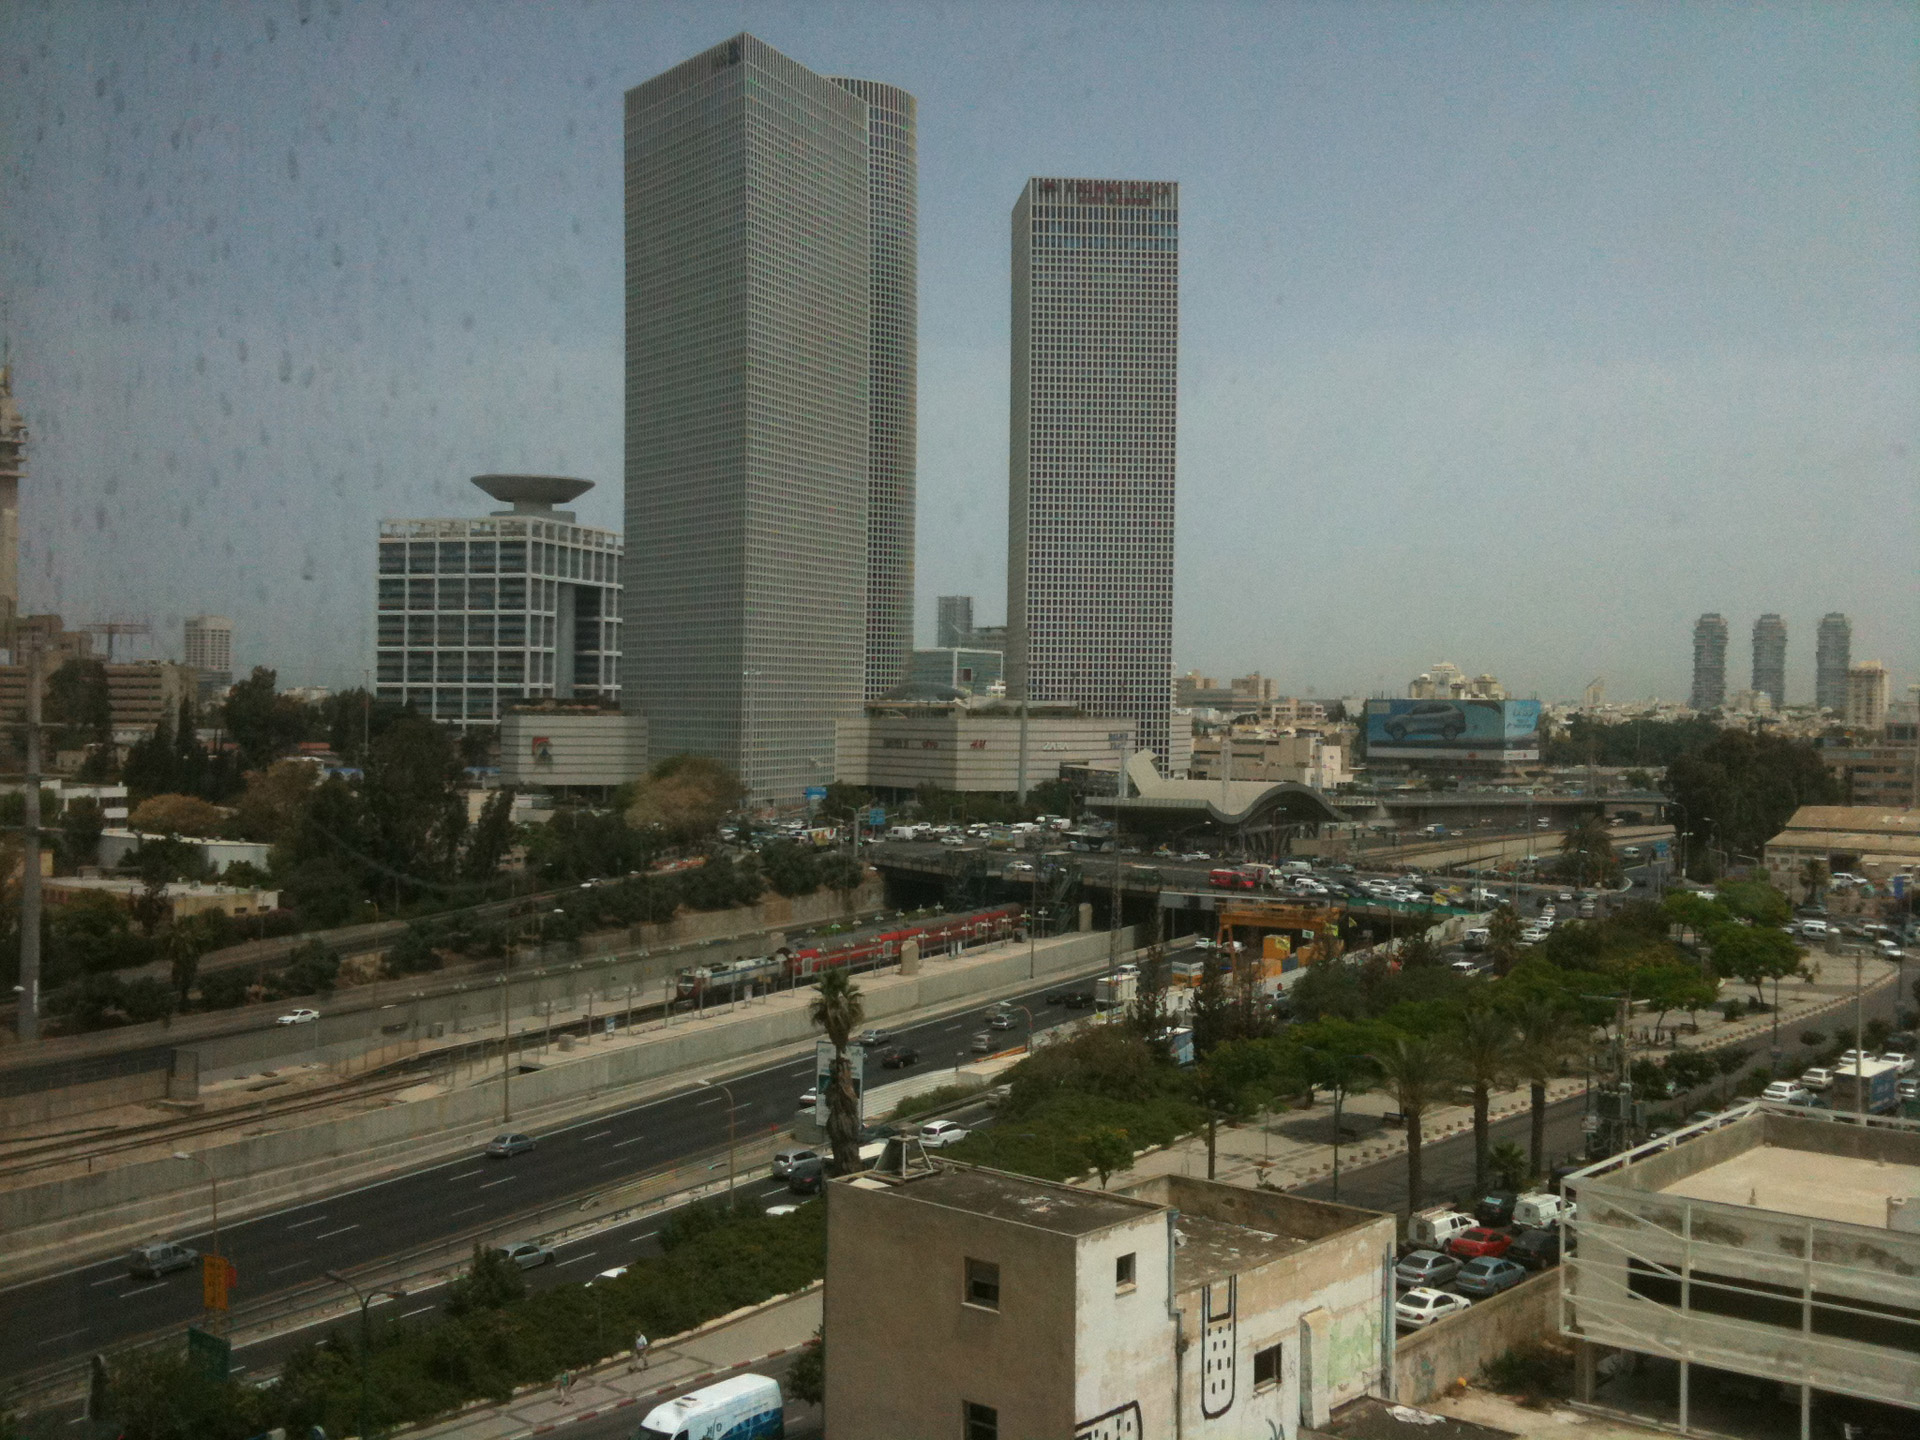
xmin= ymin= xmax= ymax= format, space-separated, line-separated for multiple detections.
xmin=675 ymin=903 xmax=1024 ymax=1001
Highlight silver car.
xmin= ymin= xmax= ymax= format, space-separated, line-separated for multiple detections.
xmin=771 ymin=1148 xmax=820 ymax=1178
xmin=1393 ymin=1248 xmax=1461 ymax=1290
xmin=128 ymin=1241 xmax=198 ymax=1279
xmin=496 ymin=1241 xmax=554 ymax=1269
xmin=485 ymin=1132 xmax=536 ymax=1158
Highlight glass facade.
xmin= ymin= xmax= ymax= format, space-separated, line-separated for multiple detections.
xmin=624 ymin=35 xmax=885 ymax=803
xmin=375 ymin=515 xmax=621 ymax=726
xmin=1008 ymin=177 xmax=1179 ymax=766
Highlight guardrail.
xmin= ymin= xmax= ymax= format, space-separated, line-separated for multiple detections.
xmin=0 ymin=1130 xmax=788 ymax=1417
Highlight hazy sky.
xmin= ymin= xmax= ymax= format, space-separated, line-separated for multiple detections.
xmin=4 ymin=0 xmax=1915 ymax=705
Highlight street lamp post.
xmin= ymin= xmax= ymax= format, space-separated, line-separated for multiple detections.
xmin=172 ymin=1151 xmax=221 ymax=1329
xmin=325 ymin=1270 xmax=407 ymax=1440
xmin=700 ymin=1078 xmax=738 ymax=1206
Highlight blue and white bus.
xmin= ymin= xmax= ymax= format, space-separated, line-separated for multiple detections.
xmin=635 ymin=1373 xmax=784 ymax=1440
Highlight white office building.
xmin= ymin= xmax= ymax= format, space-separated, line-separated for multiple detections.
xmin=376 ymin=476 xmax=621 ymax=727
xmin=1008 ymin=176 xmax=1178 ymax=769
xmin=182 ymin=615 xmax=233 ymax=702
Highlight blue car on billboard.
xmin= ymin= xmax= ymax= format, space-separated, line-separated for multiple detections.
xmin=1383 ymin=701 xmax=1468 ymax=742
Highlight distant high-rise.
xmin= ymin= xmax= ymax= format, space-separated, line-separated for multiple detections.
xmin=376 ymin=476 xmax=621 ymax=727
xmin=0 ymin=363 xmax=26 ymax=642
xmin=1815 ymin=612 xmax=1851 ymax=712
xmin=624 ymin=36 xmax=904 ymax=802
xmin=1690 ymin=614 xmax=1728 ymax=710
xmin=935 ymin=596 xmax=974 ymax=649
xmin=1008 ymin=176 xmax=1179 ymax=766
xmin=833 ymin=78 xmax=918 ymax=702
xmin=1846 ymin=661 xmax=1890 ymax=732
xmin=183 ymin=615 xmax=234 ymax=702
xmin=1752 ymin=613 xmax=1788 ymax=708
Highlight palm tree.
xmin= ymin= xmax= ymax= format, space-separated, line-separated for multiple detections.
xmin=1371 ymin=1031 xmax=1461 ymax=1215
xmin=1456 ymin=1007 xmax=1516 ymax=1195
xmin=1510 ymin=999 xmax=1586 ymax=1179
xmin=808 ymin=968 xmax=866 ymax=1175
xmin=1798 ymin=857 xmax=1828 ymax=906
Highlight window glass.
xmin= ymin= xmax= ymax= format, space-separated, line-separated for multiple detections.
xmin=378 ymin=542 xmax=406 ymax=575
xmin=1115 ymin=1253 xmax=1136 ymax=1290
xmin=407 ymin=579 xmax=435 ymax=611
xmin=965 ymin=1258 xmax=1000 ymax=1310
xmin=408 ymin=542 xmax=437 ymax=574
xmin=963 ymin=1402 xmax=998 ymax=1440
xmin=377 ymin=579 xmax=405 ymax=610
xmin=469 ymin=578 xmax=496 ymax=611
xmin=498 ymin=541 xmax=526 ymax=573
xmin=468 ymin=540 xmax=497 ymax=573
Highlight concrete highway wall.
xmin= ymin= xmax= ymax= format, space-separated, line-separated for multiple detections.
xmin=0 ymin=925 xmax=1141 ymax=1276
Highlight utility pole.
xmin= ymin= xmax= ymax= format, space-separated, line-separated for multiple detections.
xmin=17 ymin=644 xmax=42 ymax=1041
xmin=1014 ymin=696 xmax=1030 ymax=806
xmin=1108 ymin=740 xmax=1130 ymax=976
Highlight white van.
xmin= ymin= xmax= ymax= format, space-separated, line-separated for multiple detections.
xmin=1512 ymin=1192 xmax=1570 ymax=1229
xmin=636 ymin=1373 xmax=783 ymax=1440
xmin=1405 ymin=1207 xmax=1476 ymax=1250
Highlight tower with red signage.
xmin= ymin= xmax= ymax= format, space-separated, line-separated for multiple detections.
xmin=1007 ymin=177 xmax=1179 ymax=768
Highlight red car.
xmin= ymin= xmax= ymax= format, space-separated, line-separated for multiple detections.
xmin=1446 ymin=1227 xmax=1513 ymax=1260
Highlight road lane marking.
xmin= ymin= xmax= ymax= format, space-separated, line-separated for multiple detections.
xmin=38 ymin=1329 xmax=88 ymax=1347
xmin=286 ymin=1214 xmax=330 ymax=1229
xmin=89 ymin=1275 xmax=124 ymax=1287
xmin=613 ymin=1135 xmax=647 ymax=1147
xmin=636 ymin=1230 xmax=659 ymax=1240
xmin=695 ymin=1095 xmax=726 ymax=1106
xmin=313 ymin=1224 xmax=360 ymax=1240
xmin=450 ymin=1204 xmax=484 ymax=1217
xmin=447 ymin=1169 xmax=484 ymax=1182
xmin=555 ymin=1252 xmax=597 ymax=1266
xmin=118 ymin=1283 xmax=165 ymax=1298
xmin=582 ymin=1130 xmax=613 ymax=1141
xmin=401 ymin=1305 xmax=435 ymax=1318
xmin=478 ymin=1175 xmax=516 ymax=1189
xmin=267 ymin=1261 xmax=309 ymax=1275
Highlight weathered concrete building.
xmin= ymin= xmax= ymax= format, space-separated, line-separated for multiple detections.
xmin=1563 ymin=1104 xmax=1920 ymax=1437
xmin=825 ymin=1163 xmax=1395 ymax=1440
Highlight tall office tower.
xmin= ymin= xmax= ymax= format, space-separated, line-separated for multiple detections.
xmin=1007 ymin=176 xmax=1179 ymax=766
xmin=1752 ymin=613 xmax=1788 ymax=708
xmin=0 ymin=363 xmax=26 ymax=643
xmin=1690 ymin=613 xmax=1728 ymax=710
xmin=832 ymin=78 xmax=918 ymax=702
xmin=624 ymin=35 xmax=884 ymax=803
xmin=935 ymin=595 xmax=974 ymax=649
xmin=1815 ymin=612 xmax=1852 ymax=713
xmin=1845 ymin=661 xmax=1890 ymax=732
xmin=182 ymin=615 xmax=234 ymax=703
xmin=377 ymin=476 xmax=622 ymax=727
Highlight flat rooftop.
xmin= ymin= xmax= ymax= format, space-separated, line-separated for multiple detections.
xmin=1173 ymin=1213 xmax=1305 ymax=1292
xmin=880 ymin=1166 xmax=1159 ymax=1237
xmin=1658 ymin=1144 xmax=1920 ymax=1229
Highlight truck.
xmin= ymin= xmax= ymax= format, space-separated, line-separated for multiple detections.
xmin=1095 ymin=971 xmax=1138 ymax=1009
xmin=636 ymin=1374 xmax=783 ymax=1440
xmin=1831 ymin=1058 xmax=1902 ymax=1115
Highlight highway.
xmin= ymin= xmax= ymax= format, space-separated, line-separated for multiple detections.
xmin=0 ymin=977 xmax=1094 ymax=1383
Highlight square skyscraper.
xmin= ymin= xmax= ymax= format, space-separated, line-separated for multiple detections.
xmin=623 ymin=36 xmax=914 ymax=802
xmin=1008 ymin=177 xmax=1178 ymax=766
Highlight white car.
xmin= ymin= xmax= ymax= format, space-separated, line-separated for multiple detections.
xmin=496 ymin=1241 xmax=554 ymax=1270
xmin=1761 ymin=1080 xmax=1812 ymax=1105
xmin=797 ymin=1089 xmax=819 ymax=1110
xmin=917 ymin=1120 xmax=970 ymax=1149
xmin=1878 ymin=1052 xmax=1915 ymax=1076
xmin=940 ymin=834 xmax=967 ymax=847
xmin=1878 ymin=939 xmax=1905 ymax=958
xmin=276 ymin=1008 xmax=320 ymax=1026
xmin=1800 ymin=1068 xmax=1833 ymax=1092
xmin=1396 ymin=1287 xmax=1472 ymax=1329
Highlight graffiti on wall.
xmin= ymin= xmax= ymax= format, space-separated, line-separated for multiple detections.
xmin=1074 ymin=1400 xmax=1143 ymax=1440
xmin=1200 ymin=1276 xmax=1239 ymax=1419
xmin=1327 ymin=1306 xmax=1381 ymax=1394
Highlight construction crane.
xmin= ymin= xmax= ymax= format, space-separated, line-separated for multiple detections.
xmin=81 ymin=619 xmax=152 ymax=662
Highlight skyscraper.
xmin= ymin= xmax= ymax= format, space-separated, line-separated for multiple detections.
xmin=1752 ymin=613 xmax=1788 ymax=708
xmin=624 ymin=36 xmax=906 ymax=802
xmin=1690 ymin=613 xmax=1728 ymax=710
xmin=1845 ymin=661 xmax=1889 ymax=732
xmin=183 ymin=615 xmax=234 ymax=704
xmin=0 ymin=363 xmax=26 ymax=643
xmin=1008 ymin=177 xmax=1179 ymax=766
xmin=1815 ymin=612 xmax=1851 ymax=713
xmin=935 ymin=595 xmax=974 ymax=649
xmin=832 ymin=78 xmax=918 ymax=702
xmin=376 ymin=476 xmax=621 ymax=727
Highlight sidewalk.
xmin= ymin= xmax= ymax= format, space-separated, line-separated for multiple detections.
xmin=406 ymin=1287 xmax=822 ymax=1439
xmin=1089 ymin=955 xmax=1902 ymax=1198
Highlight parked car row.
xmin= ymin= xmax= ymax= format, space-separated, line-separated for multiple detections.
xmin=1395 ymin=1191 xmax=1573 ymax=1327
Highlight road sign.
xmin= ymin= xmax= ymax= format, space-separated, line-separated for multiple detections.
xmin=202 ymin=1255 xmax=237 ymax=1311
xmin=604 ymin=1016 xmax=615 ymax=1036
xmin=804 ymin=785 xmax=827 ymax=802
xmin=187 ymin=1325 xmax=231 ymax=1381
xmin=867 ymin=807 xmax=886 ymax=826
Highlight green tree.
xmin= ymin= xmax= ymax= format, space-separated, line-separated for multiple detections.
xmin=44 ymin=655 xmax=113 ymax=748
xmin=230 ymin=758 xmax=319 ymax=846
xmin=56 ymin=795 xmax=107 ymax=871
xmin=1486 ymin=903 xmax=1524 ymax=977
xmin=787 ymin=1328 xmax=825 ymax=1407
xmin=1190 ymin=952 xmax=1232 ymax=1055
xmin=816 ymin=849 xmax=867 ymax=913
xmin=220 ymin=667 xmax=308 ymax=772
xmin=1664 ymin=729 xmax=1839 ymax=877
xmin=626 ymin=755 xmax=745 ymax=848
xmin=362 ymin=716 xmax=468 ymax=897
xmin=165 ymin=927 xmax=202 ymax=1008
xmin=1797 ymin=857 xmax=1829 ymax=905
xmin=1507 ymin=996 xmax=1586 ymax=1176
xmin=1456 ymin=1006 xmax=1516 ymax=1195
xmin=462 ymin=788 xmax=519 ymax=882
xmin=1715 ymin=879 xmax=1791 ymax=929
xmin=817 ymin=782 xmax=870 ymax=825
xmin=1635 ymin=958 xmax=1719 ymax=1038
xmin=760 ymin=840 xmax=823 ymax=898
xmin=1291 ymin=1018 xmax=1377 ymax=1183
xmin=444 ymin=1241 xmax=528 ymax=1317
xmin=1081 ymin=1126 xmax=1135 ymax=1188
xmin=1709 ymin=922 xmax=1801 ymax=1005
xmin=1371 ymin=1029 xmax=1461 ymax=1212
xmin=1556 ymin=813 xmax=1620 ymax=886
xmin=129 ymin=792 xmax=226 ymax=837
xmin=1488 ymin=1140 xmax=1531 ymax=1192
xmin=808 ymin=969 xmax=866 ymax=1175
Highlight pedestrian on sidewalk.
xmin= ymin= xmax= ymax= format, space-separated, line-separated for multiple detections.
xmin=557 ymin=1369 xmax=574 ymax=1405
xmin=632 ymin=1333 xmax=650 ymax=1372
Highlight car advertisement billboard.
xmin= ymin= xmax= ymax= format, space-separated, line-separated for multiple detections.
xmin=1366 ymin=698 xmax=1542 ymax=761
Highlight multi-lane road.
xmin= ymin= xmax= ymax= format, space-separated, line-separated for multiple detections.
xmin=0 ymin=978 xmax=1095 ymax=1383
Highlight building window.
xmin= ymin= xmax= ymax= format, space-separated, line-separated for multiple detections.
xmin=1115 ymin=1253 xmax=1136 ymax=1291
xmin=1254 ymin=1342 xmax=1282 ymax=1391
xmin=964 ymin=1258 xmax=1000 ymax=1311
xmin=963 ymin=1401 xmax=998 ymax=1440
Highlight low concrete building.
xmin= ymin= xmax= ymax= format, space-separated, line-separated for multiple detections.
xmin=497 ymin=707 xmax=646 ymax=795
xmin=1563 ymin=1104 xmax=1920 ymax=1435
xmin=1762 ymin=805 xmax=1919 ymax=894
xmin=1820 ymin=742 xmax=1918 ymax=808
xmin=95 ymin=829 xmax=270 ymax=876
xmin=1190 ymin=732 xmax=1348 ymax=791
xmin=835 ymin=704 xmax=1135 ymax=794
xmin=0 ymin=657 xmax=195 ymax=741
xmin=44 ymin=876 xmax=280 ymax=919
xmin=825 ymin=1163 xmax=1395 ymax=1440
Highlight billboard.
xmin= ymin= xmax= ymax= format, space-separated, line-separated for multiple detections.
xmin=1366 ymin=698 xmax=1542 ymax=762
